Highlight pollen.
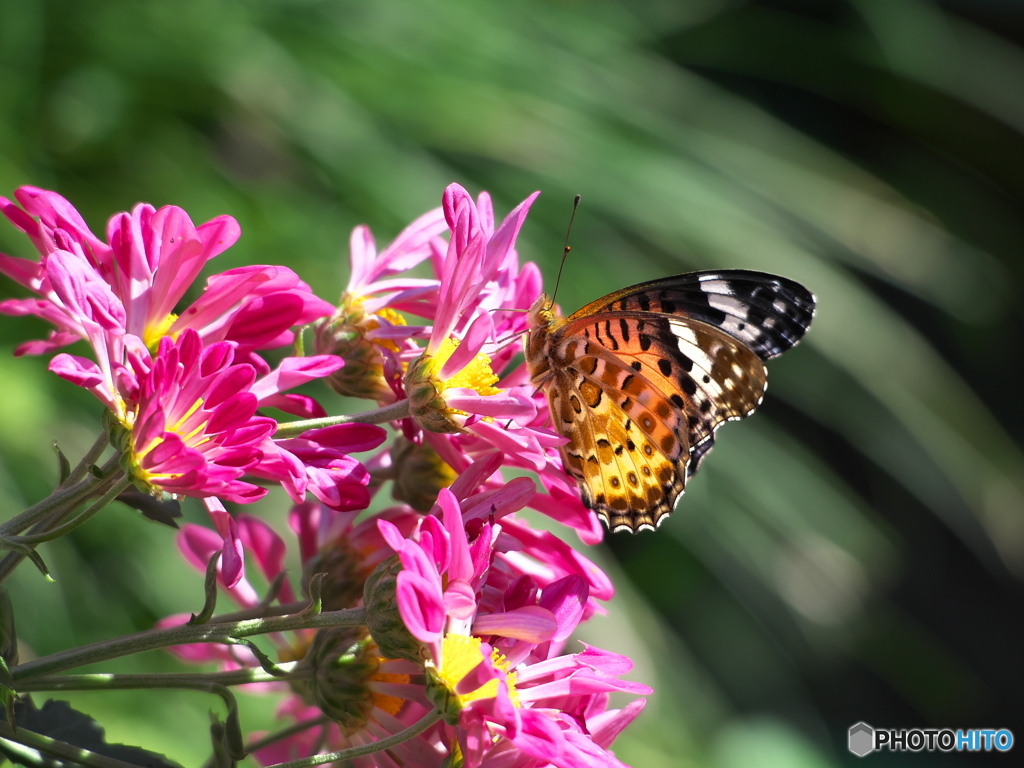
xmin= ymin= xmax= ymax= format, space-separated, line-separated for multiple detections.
xmin=435 ymin=634 xmax=519 ymax=708
xmin=368 ymin=307 xmax=407 ymax=354
xmin=434 ymin=337 xmax=500 ymax=397
xmin=406 ymin=337 xmax=502 ymax=434
xmin=143 ymin=313 xmax=179 ymax=353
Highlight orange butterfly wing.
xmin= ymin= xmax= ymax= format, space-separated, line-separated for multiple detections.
xmin=527 ymin=270 xmax=815 ymax=533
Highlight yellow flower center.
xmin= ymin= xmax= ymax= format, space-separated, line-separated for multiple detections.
xmin=143 ymin=312 xmax=179 ymax=353
xmin=436 ymin=634 xmax=519 ymax=707
xmin=364 ymin=306 xmax=407 ymax=354
xmin=434 ymin=338 xmax=500 ymax=396
xmin=125 ymin=397 xmax=208 ymax=491
xmin=405 ymin=337 xmax=502 ymax=434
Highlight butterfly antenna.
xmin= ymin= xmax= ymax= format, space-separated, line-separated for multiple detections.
xmin=547 ymin=194 xmax=581 ymax=310
xmin=491 ymin=327 xmax=529 ymax=349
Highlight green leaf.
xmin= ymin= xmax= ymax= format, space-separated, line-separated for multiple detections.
xmin=52 ymin=444 xmax=70 ymax=486
xmin=0 ymin=697 xmax=184 ymax=768
xmin=206 ymin=714 xmax=235 ymax=768
xmin=113 ymin=490 xmax=181 ymax=529
xmin=187 ymin=551 xmax=220 ymax=626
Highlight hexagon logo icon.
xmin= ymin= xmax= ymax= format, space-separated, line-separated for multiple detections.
xmin=848 ymin=722 xmax=875 ymax=757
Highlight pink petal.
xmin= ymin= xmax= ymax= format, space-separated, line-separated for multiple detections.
xmin=251 ymin=354 xmax=344 ymax=401
xmin=448 ymin=451 xmax=504 ymax=501
xmin=205 ymin=498 xmax=245 ymax=588
xmin=298 ymin=423 xmax=388 ymax=453
xmin=347 ymin=224 xmax=378 ymax=290
xmin=49 ymin=354 xmax=105 ymax=389
xmin=437 ymin=489 xmax=472 ymax=582
xmin=196 ymin=214 xmax=241 ymax=259
xmin=576 ymin=643 xmax=635 ymax=676
xmin=396 ymin=571 xmax=445 ymax=643
xmin=0 ymin=253 xmax=43 ymax=289
xmin=453 ymin=648 xmax=501 ymax=696
xmin=540 ymin=575 xmax=588 ymax=642
xmin=472 ymin=606 xmax=556 ymax=643
xmin=236 ymin=514 xmax=288 ymax=586
xmin=443 ymin=390 xmax=535 ymax=420
xmin=513 ymin=710 xmax=566 ymax=762
xmin=487 ymin=191 xmax=540 ymax=266
xmin=438 ymin=314 xmax=493 ymax=380
xmin=443 ymin=579 xmax=478 ymax=621
xmin=418 ymin=514 xmax=450 ymax=574
xmin=589 ymin=699 xmax=648 ymax=749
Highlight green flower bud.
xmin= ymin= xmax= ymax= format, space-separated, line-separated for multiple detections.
xmin=299 ymin=628 xmax=379 ymax=731
xmin=363 ymin=555 xmax=427 ymax=665
xmin=315 ymin=293 xmax=402 ymax=402
xmin=301 ymin=540 xmax=367 ymax=613
xmin=390 ymin=437 xmax=457 ymax=512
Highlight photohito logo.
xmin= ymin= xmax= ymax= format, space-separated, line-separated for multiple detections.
xmin=848 ymin=723 xmax=1014 ymax=756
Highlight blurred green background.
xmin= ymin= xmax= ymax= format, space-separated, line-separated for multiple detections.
xmin=1 ymin=0 xmax=1023 ymax=765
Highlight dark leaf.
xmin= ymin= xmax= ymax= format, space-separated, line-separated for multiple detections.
xmin=0 ymin=697 xmax=184 ymax=768
xmin=0 ymin=588 xmax=18 ymax=668
xmin=115 ymin=490 xmax=181 ymax=528
xmin=52 ymin=444 xmax=70 ymax=485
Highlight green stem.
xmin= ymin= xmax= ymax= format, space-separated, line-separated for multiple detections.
xmin=242 ymin=716 xmax=331 ymax=757
xmin=265 ymin=709 xmax=444 ymax=768
xmin=0 ymin=460 xmax=128 ymax=584
xmin=16 ymin=666 xmax=301 ymax=693
xmin=12 ymin=607 xmax=366 ymax=684
xmin=0 ymin=720 xmax=144 ymax=768
xmin=274 ymin=399 xmax=411 ymax=437
xmin=0 ymin=434 xmax=117 ymax=539
xmin=61 ymin=429 xmax=111 ymax=487
xmin=0 ymin=476 xmax=106 ymax=539
xmin=209 ymin=599 xmax=309 ymax=624
xmin=9 ymin=475 xmax=132 ymax=546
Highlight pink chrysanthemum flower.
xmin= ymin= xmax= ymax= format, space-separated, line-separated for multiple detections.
xmin=388 ymin=185 xmax=602 ymax=542
xmin=315 ymin=205 xmax=449 ymax=402
xmin=113 ymin=329 xmax=278 ymax=504
xmin=0 ymin=187 xmax=334 ymax=360
xmin=377 ymin=487 xmax=649 ymax=767
xmin=69 ymin=327 xmax=370 ymax=586
xmin=160 ymin=503 xmax=446 ymax=767
xmin=403 ymin=185 xmax=553 ymax=456
xmin=432 ymin=452 xmax=612 ymax=606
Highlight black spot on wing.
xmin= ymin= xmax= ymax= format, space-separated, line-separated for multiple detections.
xmin=588 ymin=270 xmax=815 ymax=361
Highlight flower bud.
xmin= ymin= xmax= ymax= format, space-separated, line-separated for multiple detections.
xmin=405 ymin=351 xmax=464 ymax=434
xmin=315 ymin=293 xmax=402 ymax=402
xmin=390 ymin=437 xmax=457 ymax=512
xmin=301 ymin=540 xmax=368 ymax=612
xmin=363 ymin=555 xmax=427 ymax=664
xmin=298 ymin=628 xmax=379 ymax=731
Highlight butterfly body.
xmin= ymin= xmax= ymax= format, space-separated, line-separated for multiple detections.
xmin=525 ymin=270 xmax=815 ymax=533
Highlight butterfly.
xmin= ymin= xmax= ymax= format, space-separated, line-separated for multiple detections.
xmin=525 ymin=270 xmax=815 ymax=533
